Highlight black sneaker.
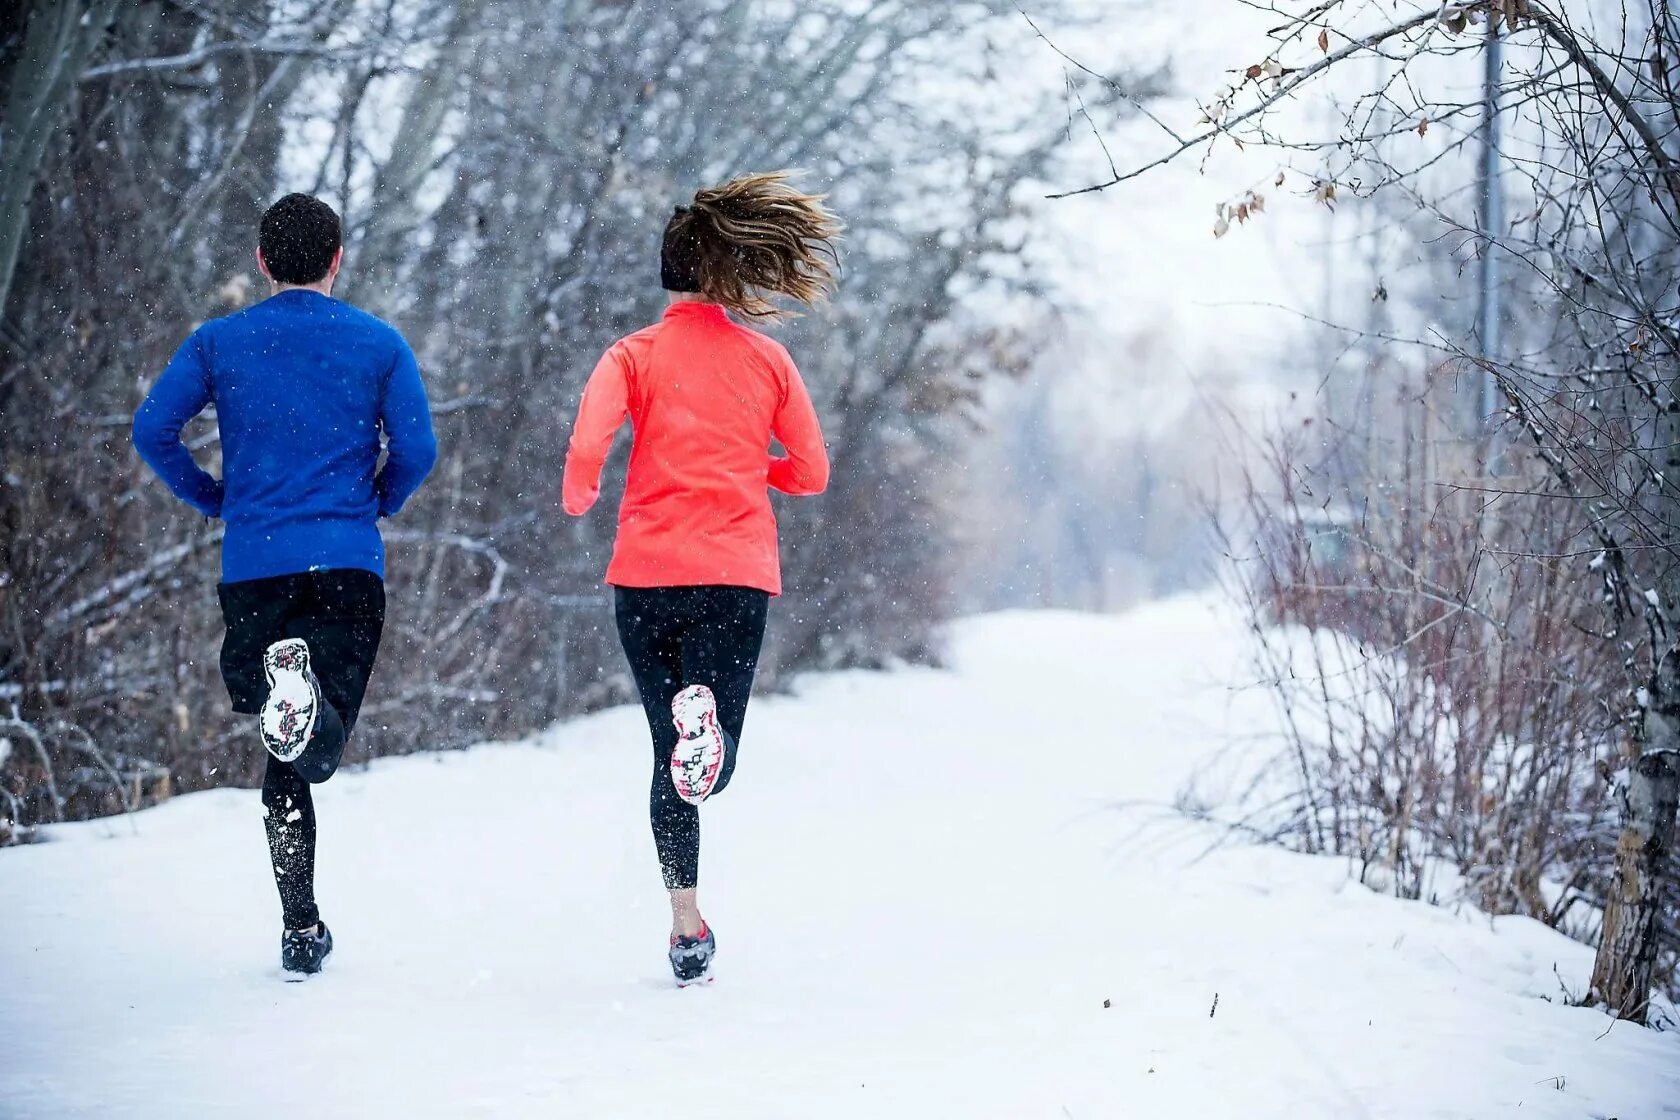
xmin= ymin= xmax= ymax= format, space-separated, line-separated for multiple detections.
xmin=281 ymin=920 xmax=333 ymax=979
xmin=668 ymin=922 xmax=716 ymax=987
xmin=260 ymin=639 xmax=321 ymax=762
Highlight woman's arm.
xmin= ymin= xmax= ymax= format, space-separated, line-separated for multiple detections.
xmin=562 ymin=344 xmax=632 ymax=515
xmin=768 ymin=355 xmax=830 ymax=496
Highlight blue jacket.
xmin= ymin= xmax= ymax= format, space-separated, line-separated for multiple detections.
xmin=132 ymin=289 xmax=438 ymax=583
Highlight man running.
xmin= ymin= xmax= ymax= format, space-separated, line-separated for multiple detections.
xmin=133 ymin=193 xmax=436 ymax=978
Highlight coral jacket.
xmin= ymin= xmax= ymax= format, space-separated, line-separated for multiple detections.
xmin=562 ymin=300 xmax=830 ymax=595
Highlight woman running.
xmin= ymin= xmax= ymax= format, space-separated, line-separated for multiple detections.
xmin=561 ymin=172 xmax=838 ymax=986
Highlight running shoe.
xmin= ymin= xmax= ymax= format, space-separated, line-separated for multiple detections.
xmin=281 ymin=920 xmax=333 ymax=979
xmin=669 ymin=922 xmax=716 ymax=987
xmin=260 ymin=638 xmax=320 ymax=763
xmin=670 ymin=684 xmax=726 ymax=805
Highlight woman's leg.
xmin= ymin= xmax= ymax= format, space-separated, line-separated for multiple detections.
xmin=679 ymin=586 xmax=770 ymax=798
xmin=665 ymin=587 xmax=768 ymax=941
xmin=614 ymin=588 xmax=699 ymax=899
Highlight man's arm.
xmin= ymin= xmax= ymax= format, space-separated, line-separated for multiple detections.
xmin=562 ymin=345 xmax=631 ymax=516
xmin=767 ymin=352 xmax=830 ymax=496
xmin=132 ymin=332 xmax=224 ymax=518
xmin=376 ymin=337 xmax=439 ymax=518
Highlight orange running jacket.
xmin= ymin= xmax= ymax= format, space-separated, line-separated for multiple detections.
xmin=562 ymin=300 xmax=830 ymax=596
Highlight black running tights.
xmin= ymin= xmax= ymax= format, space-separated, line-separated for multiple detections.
xmin=261 ymin=760 xmax=321 ymax=930
xmin=614 ymin=585 xmax=770 ymax=890
xmin=222 ymin=569 xmax=385 ymax=931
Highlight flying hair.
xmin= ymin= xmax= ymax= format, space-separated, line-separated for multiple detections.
xmin=661 ymin=171 xmax=842 ymax=319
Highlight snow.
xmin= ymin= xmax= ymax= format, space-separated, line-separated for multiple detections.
xmin=3 ymin=596 xmax=1677 ymax=1119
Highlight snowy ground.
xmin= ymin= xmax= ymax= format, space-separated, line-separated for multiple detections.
xmin=4 ymin=597 xmax=1677 ymax=1119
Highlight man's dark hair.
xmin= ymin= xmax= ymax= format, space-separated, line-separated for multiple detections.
xmin=259 ymin=194 xmax=342 ymax=285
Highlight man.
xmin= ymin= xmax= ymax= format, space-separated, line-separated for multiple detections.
xmin=133 ymin=193 xmax=436 ymax=978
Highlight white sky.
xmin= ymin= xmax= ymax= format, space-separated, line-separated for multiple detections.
xmin=1010 ymin=0 xmax=1496 ymax=438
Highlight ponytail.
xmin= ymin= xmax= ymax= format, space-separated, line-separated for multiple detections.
xmin=660 ymin=171 xmax=842 ymax=319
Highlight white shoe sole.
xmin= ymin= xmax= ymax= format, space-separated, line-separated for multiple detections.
xmin=670 ymin=685 xmax=725 ymax=805
xmin=260 ymin=639 xmax=319 ymax=763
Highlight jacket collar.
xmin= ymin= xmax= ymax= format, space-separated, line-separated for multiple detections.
xmin=662 ymin=300 xmax=729 ymax=322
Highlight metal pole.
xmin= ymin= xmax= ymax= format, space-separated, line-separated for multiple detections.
xmin=1477 ymin=19 xmax=1504 ymax=448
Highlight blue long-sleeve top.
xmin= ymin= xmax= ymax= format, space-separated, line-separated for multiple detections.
xmin=132 ymin=289 xmax=438 ymax=583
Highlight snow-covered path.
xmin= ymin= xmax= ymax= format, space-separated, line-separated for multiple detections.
xmin=4 ymin=599 xmax=1677 ymax=1119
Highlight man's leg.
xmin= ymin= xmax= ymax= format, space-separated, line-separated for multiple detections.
xmin=680 ymin=586 xmax=770 ymax=797
xmin=220 ymin=575 xmax=320 ymax=933
xmin=255 ymin=570 xmax=383 ymax=969
xmin=261 ymin=757 xmax=319 ymax=931
xmin=614 ymin=587 xmax=697 ymax=892
xmin=286 ymin=569 xmax=385 ymax=784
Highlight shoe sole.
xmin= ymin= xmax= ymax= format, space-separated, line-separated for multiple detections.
xmin=261 ymin=640 xmax=320 ymax=763
xmin=670 ymin=685 xmax=725 ymax=805
xmin=280 ymin=952 xmax=331 ymax=982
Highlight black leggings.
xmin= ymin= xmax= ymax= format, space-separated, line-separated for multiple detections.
xmin=615 ymin=585 xmax=770 ymax=890
xmin=219 ymin=570 xmax=385 ymax=930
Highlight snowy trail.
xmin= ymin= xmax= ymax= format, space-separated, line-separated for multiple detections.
xmin=4 ymin=598 xmax=1677 ymax=1119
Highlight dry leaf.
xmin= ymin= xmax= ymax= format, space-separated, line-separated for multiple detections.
xmin=1417 ymin=118 xmax=1429 ymax=137
xmin=1213 ymin=216 xmax=1231 ymax=238
xmin=1245 ymin=63 xmax=1263 ymax=80
xmin=1274 ymin=170 xmax=1286 ymax=187
xmin=215 ymin=273 xmax=253 ymax=308
xmin=1317 ymin=28 xmax=1329 ymax=53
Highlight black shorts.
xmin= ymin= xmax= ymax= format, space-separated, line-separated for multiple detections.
xmin=217 ymin=568 xmax=386 ymax=736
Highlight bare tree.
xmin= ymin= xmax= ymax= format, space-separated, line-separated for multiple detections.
xmin=0 ymin=1 xmax=121 ymax=315
xmin=0 ymin=2 xmax=1152 ymax=843
xmin=1037 ymin=0 xmax=1680 ymax=1018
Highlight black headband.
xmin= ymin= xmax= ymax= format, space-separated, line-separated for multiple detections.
xmin=660 ymin=206 xmax=702 ymax=292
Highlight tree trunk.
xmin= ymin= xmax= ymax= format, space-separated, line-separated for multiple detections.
xmin=1590 ymin=737 xmax=1680 ymax=1021
xmin=342 ymin=0 xmax=486 ymax=314
xmin=0 ymin=0 xmax=119 ymax=319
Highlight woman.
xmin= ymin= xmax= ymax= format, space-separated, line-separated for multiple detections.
xmin=561 ymin=172 xmax=838 ymax=985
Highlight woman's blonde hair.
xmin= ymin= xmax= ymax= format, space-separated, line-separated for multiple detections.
xmin=661 ymin=171 xmax=842 ymax=318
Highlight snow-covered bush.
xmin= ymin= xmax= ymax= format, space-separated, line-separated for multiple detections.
xmin=1223 ymin=383 xmax=1676 ymax=995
